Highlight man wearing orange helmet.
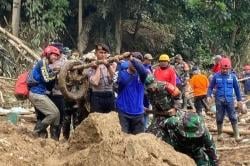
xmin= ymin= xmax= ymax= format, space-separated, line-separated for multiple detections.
xmin=207 ymin=57 xmax=242 ymax=142
xmin=28 ymin=45 xmax=61 ymax=140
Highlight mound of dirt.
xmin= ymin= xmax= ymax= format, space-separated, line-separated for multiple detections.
xmin=68 ymin=112 xmax=122 ymax=151
xmin=54 ymin=112 xmax=195 ymax=166
xmin=0 ymin=121 xmax=61 ymax=165
xmin=0 ymin=112 xmax=195 ymax=166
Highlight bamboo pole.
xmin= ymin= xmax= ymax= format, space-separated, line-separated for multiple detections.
xmin=0 ymin=26 xmax=40 ymax=60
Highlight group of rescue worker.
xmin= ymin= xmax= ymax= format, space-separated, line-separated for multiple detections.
xmin=25 ymin=42 xmax=250 ymax=166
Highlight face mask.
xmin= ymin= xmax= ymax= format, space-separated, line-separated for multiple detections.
xmin=159 ymin=62 xmax=168 ymax=68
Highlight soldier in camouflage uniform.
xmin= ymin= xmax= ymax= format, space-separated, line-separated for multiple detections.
xmin=145 ymin=75 xmax=181 ymax=138
xmin=163 ymin=112 xmax=218 ymax=166
xmin=174 ymin=54 xmax=193 ymax=109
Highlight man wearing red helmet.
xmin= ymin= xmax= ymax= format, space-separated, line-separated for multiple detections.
xmin=207 ymin=57 xmax=242 ymax=142
xmin=28 ymin=45 xmax=61 ymax=140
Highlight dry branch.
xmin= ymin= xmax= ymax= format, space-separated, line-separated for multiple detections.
xmin=0 ymin=26 xmax=40 ymax=60
xmin=0 ymin=76 xmax=17 ymax=81
xmin=0 ymin=91 xmax=5 ymax=103
xmin=7 ymin=39 xmax=34 ymax=63
xmin=217 ymin=145 xmax=250 ymax=151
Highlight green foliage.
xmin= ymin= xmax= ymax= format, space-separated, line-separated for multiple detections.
xmin=147 ymin=0 xmax=250 ymax=67
xmin=0 ymin=0 xmax=12 ymax=25
xmin=0 ymin=0 xmax=11 ymax=11
xmin=22 ymin=0 xmax=69 ymax=47
xmin=0 ymin=0 xmax=250 ymax=69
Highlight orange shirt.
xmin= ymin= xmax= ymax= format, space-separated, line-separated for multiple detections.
xmin=189 ymin=74 xmax=209 ymax=96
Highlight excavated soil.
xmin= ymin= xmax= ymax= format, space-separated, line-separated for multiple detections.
xmin=47 ymin=112 xmax=195 ymax=166
xmin=0 ymin=109 xmax=250 ymax=165
xmin=0 ymin=120 xmax=62 ymax=165
xmin=0 ymin=112 xmax=195 ymax=166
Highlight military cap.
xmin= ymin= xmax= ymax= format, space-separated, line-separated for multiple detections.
xmin=177 ymin=112 xmax=205 ymax=138
xmin=95 ymin=43 xmax=110 ymax=53
xmin=175 ymin=54 xmax=183 ymax=60
xmin=144 ymin=53 xmax=153 ymax=60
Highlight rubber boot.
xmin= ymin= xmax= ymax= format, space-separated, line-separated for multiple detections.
xmin=232 ymin=123 xmax=241 ymax=142
xmin=34 ymin=120 xmax=48 ymax=138
xmin=50 ymin=125 xmax=60 ymax=141
xmin=217 ymin=124 xmax=223 ymax=141
xmin=33 ymin=122 xmax=49 ymax=138
xmin=39 ymin=130 xmax=48 ymax=138
xmin=62 ymin=116 xmax=71 ymax=140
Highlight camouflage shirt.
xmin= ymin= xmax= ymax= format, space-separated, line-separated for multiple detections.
xmin=147 ymin=82 xmax=176 ymax=112
xmin=175 ymin=61 xmax=190 ymax=85
xmin=146 ymin=82 xmax=180 ymax=137
xmin=163 ymin=112 xmax=218 ymax=166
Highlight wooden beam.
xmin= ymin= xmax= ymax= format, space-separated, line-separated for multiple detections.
xmin=217 ymin=145 xmax=250 ymax=151
xmin=209 ymin=127 xmax=250 ymax=135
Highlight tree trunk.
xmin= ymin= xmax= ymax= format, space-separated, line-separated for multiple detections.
xmin=114 ymin=2 xmax=122 ymax=54
xmin=12 ymin=0 xmax=21 ymax=36
xmin=77 ymin=0 xmax=83 ymax=54
xmin=133 ymin=14 xmax=141 ymax=41
xmin=78 ymin=14 xmax=95 ymax=54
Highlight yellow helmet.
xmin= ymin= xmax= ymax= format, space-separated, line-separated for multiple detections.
xmin=159 ymin=54 xmax=170 ymax=61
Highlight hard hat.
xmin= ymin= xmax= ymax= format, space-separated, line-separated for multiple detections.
xmin=42 ymin=45 xmax=60 ymax=58
xmin=159 ymin=54 xmax=170 ymax=61
xmin=220 ymin=57 xmax=231 ymax=69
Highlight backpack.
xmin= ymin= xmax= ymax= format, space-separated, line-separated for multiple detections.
xmin=14 ymin=71 xmax=29 ymax=100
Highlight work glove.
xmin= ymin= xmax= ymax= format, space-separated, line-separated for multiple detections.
xmin=207 ymin=96 xmax=212 ymax=104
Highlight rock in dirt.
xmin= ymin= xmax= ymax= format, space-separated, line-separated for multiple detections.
xmin=54 ymin=112 xmax=195 ymax=166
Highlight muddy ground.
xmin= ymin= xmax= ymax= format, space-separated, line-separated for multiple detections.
xmin=0 ymin=79 xmax=249 ymax=165
xmin=0 ymin=111 xmax=249 ymax=166
xmin=0 ymin=112 xmax=196 ymax=166
xmin=205 ymin=112 xmax=250 ymax=166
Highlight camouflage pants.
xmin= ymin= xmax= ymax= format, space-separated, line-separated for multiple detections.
xmin=192 ymin=149 xmax=216 ymax=166
xmin=146 ymin=116 xmax=165 ymax=138
xmin=176 ymin=147 xmax=216 ymax=166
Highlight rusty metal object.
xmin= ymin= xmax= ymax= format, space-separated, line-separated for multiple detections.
xmin=58 ymin=60 xmax=89 ymax=100
xmin=58 ymin=52 xmax=131 ymax=100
